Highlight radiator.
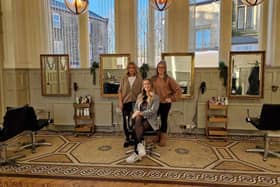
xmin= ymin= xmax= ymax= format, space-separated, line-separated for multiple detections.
xmin=95 ymin=101 xmax=112 ymax=127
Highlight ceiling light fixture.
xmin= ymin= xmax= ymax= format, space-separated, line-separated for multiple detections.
xmin=150 ymin=0 xmax=173 ymax=11
xmin=241 ymin=0 xmax=264 ymax=6
xmin=64 ymin=0 xmax=89 ymax=15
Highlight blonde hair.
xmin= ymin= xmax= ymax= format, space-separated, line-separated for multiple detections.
xmin=138 ymin=79 xmax=154 ymax=105
xmin=126 ymin=62 xmax=138 ymax=76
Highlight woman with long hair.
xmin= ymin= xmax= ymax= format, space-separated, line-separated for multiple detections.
xmin=118 ymin=62 xmax=143 ymax=147
xmin=126 ymin=79 xmax=160 ymax=163
xmin=152 ymin=60 xmax=181 ymax=146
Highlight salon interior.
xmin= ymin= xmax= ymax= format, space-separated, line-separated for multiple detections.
xmin=0 ymin=0 xmax=279 ymax=187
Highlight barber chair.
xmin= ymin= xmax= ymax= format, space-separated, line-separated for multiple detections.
xmin=19 ymin=106 xmax=52 ymax=153
xmin=0 ymin=106 xmax=28 ymax=165
xmin=246 ymin=104 xmax=280 ymax=161
xmin=126 ymin=117 xmax=161 ymax=157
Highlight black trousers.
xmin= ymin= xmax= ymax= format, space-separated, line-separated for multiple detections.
xmin=122 ymin=102 xmax=135 ymax=140
xmin=133 ymin=115 xmax=152 ymax=152
xmin=158 ymin=103 xmax=171 ymax=133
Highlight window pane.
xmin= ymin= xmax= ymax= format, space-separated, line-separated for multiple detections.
xmin=137 ymin=0 xmax=166 ymax=67
xmin=232 ymin=0 xmax=260 ymax=51
xmin=237 ymin=7 xmax=245 ymax=30
xmin=52 ymin=13 xmax=61 ymax=29
xmin=189 ymin=0 xmax=220 ymax=67
xmin=246 ymin=7 xmax=254 ymax=30
xmin=89 ymin=0 xmax=115 ymax=64
xmin=154 ymin=11 xmax=166 ymax=65
xmin=48 ymin=0 xmax=80 ymax=68
xmin=137 ymin=0 xmax=149 ymax=66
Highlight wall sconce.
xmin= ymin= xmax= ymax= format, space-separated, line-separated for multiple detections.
xmin=64 ymin=0 xmax=89 ymax=15
xmin=150 ymin=0 xmax=173 ymax=11
xmin=241 ymin=0 xmax=264 ymax=6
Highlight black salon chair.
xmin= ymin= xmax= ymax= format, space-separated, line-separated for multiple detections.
xmin=246 ymin=104 xmax=280 ymax=161
xmin=0 ymin=106 xmax=28 ymax=165
xmin=126 ymin=117 xmax=160 ymax=157
xmin=19 ymin=106 xmax=52 ymax=153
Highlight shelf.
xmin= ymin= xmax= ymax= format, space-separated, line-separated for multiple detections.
xmin=206 ymin=101 xmax=228 ymax=140
xmin=208 ymin=127 xmax=228 ymax=136
xmin=73 ymin=102 xmax=94 ymax=135
xmin=73 ymin=103 xmax=91 ymax=108
xmin=75 ymin=125 xmax=93 ymax=133
xmin=74 ymin=116 xmax=92 ymax=120
xmin=208 ymin=116 xmax=227 ymax=123
xmin=208 ymin=104 xmax=227 ymax=110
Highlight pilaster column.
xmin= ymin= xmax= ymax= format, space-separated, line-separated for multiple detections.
xmin=267 ymin=0 xmax=280 ymax=66
xmin=167 ymin=0 xmax=189 ymax=52
xmin=0 ymin=0 xmax=3 ymax=119
xmin=147 ymin=6 xmax=155 ymax=66
xmin=115 ymin=0 xmax=137 ymax=61
xmin=219 ymin=0 xmax=232 ymax=65
xmin=79 ymin=11 xmax=89 ymax=68
xmin=258 ymin=0 xmax=268 ymax=50
xmin=0 ymin=0 xmax=38 ymax=108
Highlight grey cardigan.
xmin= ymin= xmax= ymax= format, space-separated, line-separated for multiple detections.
xmin=134 ymin=93 xmax=160 ymax=131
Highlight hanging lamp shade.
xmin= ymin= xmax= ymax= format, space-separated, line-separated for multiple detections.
xmin=241 ymin=0 xmax=264 ymax=6
xmin=64 ymin=0 xmax=89 ymax=15
xmin=150 ymin=0 xmax=173 ymax=11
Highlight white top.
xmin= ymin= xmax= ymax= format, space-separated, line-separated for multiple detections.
xmin=128 ymin=76 xmax=136 ymax=88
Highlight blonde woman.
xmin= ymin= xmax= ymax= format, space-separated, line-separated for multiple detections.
xmin=126 ymin=79 xmax=160 ymax=163
xmin=118 ymin=62 xmax=142 ymax=147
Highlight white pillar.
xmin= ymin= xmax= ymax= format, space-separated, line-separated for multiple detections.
xmin=79 ymin=11 xmax=89 ymax=68
xmin=266 ymin=0 xmax=280 ymax=66
xmin=219 ymin=0 xmax=232 ymax=65
xmin=258 ymin=0 xmax=268 ymax=51
xmin=167 ymin=0 xmax=189 ymax=52
xmin=115 ymin=0 xmax=137 ymax=61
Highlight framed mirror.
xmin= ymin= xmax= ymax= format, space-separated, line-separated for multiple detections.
xmin=100 ymin=54 xmax=130 ymax=97
xmin=162 ymin=52 xmax=195 ymax=99
xmin=40 ymin=54 xmax=71 ymax=96
xmin=228 ymin=51 xmax=265 ymax=98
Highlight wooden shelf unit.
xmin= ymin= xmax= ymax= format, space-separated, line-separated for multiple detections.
xmin=206 ymin=103 xmax=228 ymax=140
xmin=73 ymin=103 xmax=94 ymax=136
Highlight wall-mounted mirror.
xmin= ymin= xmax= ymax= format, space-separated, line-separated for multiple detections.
xmin=228 ymin=51 xmax=265 ymax=98
xmin=40 ymin=54 xmax=71 ymax=96
xmin=100 ymin=54 xmax=130 ymax=97
xmin=162 ymin=52 xmax=195 ymax=99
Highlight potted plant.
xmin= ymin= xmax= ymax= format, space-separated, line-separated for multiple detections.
xmin=218 ymin=61 xmax=228 ymax=87
xmin=90 ymin=61 xmax=99 ymax=85
xmin=140 ymin=63 xmax=149 ymax=79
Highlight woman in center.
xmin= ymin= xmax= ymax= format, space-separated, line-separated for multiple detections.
xmin=126 ymin=79 xmax=160 ymax=163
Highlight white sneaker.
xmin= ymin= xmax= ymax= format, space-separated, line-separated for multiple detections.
xmin=126 ymin=152 xmax=141 ymax=163
xmin=137 ymin=142 xmax=146 ymax=158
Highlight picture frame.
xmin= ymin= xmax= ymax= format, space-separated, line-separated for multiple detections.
xmin=40 ymin=54 xmax=71 ymax=96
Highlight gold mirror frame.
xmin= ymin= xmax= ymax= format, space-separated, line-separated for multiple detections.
xmin=227 ymin=51 xmax=265 ymax=99
xmin=161 ymin=52 xmax=195 ymax=99
xmin=100 ymin=54 xmax=130 ymax=97
xmin=40 ymin=54 xmax=71 ymax=96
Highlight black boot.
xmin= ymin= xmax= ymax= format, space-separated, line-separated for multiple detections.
xmin=123 ymin=139 xmax=130 ymax=148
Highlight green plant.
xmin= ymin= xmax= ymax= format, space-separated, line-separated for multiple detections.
xmin=218 ymin=61 xmax=228 ymax=87
xmin=140 ymin=63 xmax=149 ymax=79
xmin=90 ymin=61 xmax=99 ymax=85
